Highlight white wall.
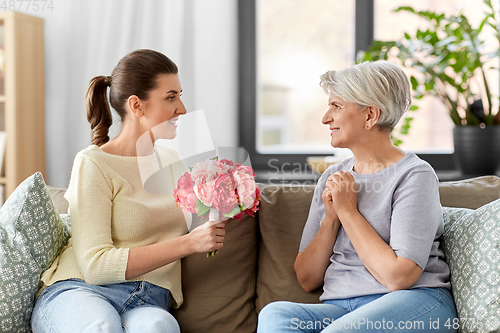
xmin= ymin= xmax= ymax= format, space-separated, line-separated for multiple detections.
xmin=21 ymin=0 xmax=238 ymax=187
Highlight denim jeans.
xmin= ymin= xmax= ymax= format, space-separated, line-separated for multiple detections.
xmin=257 ymin=288 xmax=457 ymax=333
xmin=31 ymin=279 xmax=180 ymax=333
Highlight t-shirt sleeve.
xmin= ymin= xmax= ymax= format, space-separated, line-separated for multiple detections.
xmin=65 ymin=152 xmax=129 ymax=285
xmin=389 ymin=169 xmax=443 ymax=269
xmin=298 ymin=172 xmax=328 ymax=252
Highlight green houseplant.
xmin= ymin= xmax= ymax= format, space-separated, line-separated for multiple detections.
xmin=360 ymin=0 xmax=500 ymax=175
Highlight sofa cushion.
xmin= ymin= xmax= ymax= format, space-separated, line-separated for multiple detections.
xmin=46 ymin=186 xmax=69 ymax=215
xmin=0 ymin=172 xmax=69 ymax=333
xmin=439 ymin=175 xmax=500 ymax=209
xmin=442 ymin=199 xmax=500 ymax=333
xmin=172 ymin=213 xmax=258 ymax=333
xmin=256 ymin=184 xmax=322 ymax=312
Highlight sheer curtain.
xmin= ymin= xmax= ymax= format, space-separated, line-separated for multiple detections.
xmin=27 ymin=0 xmax=237 ymax=187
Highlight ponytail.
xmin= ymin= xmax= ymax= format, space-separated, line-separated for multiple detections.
xmin=86 ymin=76 xmax=112 ymax=146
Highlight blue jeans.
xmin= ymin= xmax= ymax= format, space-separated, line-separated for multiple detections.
xmin=257 ymin=288 xmax=457 ymax=333
xmin=31 ymin=279 xmax=180 ymax=333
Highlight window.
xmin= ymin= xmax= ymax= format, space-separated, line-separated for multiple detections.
xmin=375 ymin=0 xmax=499 ymax=153
xmin=239 ymin=0 xmax=495 ymax=176
xmin=256 ymin=0 xmax=356 ymax=154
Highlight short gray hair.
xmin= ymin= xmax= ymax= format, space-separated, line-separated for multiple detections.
xmin=319 ymin=61 xmax=411 ymax=131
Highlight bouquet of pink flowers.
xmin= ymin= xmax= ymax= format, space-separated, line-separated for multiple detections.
xmin=174 ymin=157 xmax=261 ymax=255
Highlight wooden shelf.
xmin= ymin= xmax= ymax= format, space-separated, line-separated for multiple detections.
xmin=0 ymin=12 xmax=46 ymax=203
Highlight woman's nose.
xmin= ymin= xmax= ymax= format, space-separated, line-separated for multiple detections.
xmin=322 ymin=108 xmax=333 ymax=125
xmin=177 ymin=99 xmax=187 ymax=114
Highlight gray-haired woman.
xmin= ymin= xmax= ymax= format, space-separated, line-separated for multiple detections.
xmin=257 ymin=61 xmax=458 ymax=333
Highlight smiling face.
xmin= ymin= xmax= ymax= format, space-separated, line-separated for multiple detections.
xmin=141 ymin=73 xmax=187 ymax=140
xmin=322 ymin=95 xmax=367 ymax=149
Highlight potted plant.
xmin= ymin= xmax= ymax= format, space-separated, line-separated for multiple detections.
xmin=359 ymin=0 xmax=500 ymax=175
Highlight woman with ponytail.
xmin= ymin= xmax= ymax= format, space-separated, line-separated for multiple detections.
xmin=31 ymin=49 xmax=227 ymax=333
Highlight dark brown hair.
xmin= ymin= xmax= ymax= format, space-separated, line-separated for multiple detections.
xmin=86 ymin=49 xmax=178 ymax=146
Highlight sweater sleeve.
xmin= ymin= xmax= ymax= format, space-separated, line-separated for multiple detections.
xmin=65 ymin=152 xmax=130 ymax=285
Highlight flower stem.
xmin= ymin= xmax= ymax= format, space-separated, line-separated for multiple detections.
xmin=207 ymin=250 xmax=218 ymax=258
xmin=207 ymin=208 xmax=219 ymax=257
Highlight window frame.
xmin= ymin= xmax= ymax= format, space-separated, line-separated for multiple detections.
xmin=238 ymin=0 xmax=456 ymax=174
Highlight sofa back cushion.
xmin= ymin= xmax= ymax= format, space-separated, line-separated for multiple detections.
xmin=439 ymin=175 xmax=500 ymax=209
xmin=46 ymin=186 xmax=69 ymax=214
xmin=256 ymin=184 xmax=322 ymax=312
xmin=172 ymin=213 xmax=258 ymax=333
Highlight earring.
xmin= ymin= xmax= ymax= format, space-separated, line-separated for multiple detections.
xmin=366 ymin=125 xmax=369 ymax=129
xmin=140 ymin=117 xmax=144 ymax=124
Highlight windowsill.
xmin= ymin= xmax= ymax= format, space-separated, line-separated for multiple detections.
xmin=255 ymin=169 xmax=500 ymax=185
xmin=255 ymin=170 xmax=320 ymax=185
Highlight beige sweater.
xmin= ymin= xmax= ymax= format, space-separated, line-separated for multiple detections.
xmin=40 ymin=145 xmax=190 ymax=308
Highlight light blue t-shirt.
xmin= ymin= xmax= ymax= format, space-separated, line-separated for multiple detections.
xmin=299 ymin=152 xmax=451 ymax=301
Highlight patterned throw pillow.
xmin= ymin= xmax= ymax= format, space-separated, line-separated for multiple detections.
xmin=442 ymin=199 xmax=500 ymax=333
xmin=0 ymin=172 xmax=69 ymax=333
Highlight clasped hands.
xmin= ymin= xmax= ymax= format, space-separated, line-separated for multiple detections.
xmin=322 ymin=171 xmax=358 ymax=223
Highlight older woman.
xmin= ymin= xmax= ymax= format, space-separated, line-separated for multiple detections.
xmin=257 ymin=61 xmax=457 ymax=332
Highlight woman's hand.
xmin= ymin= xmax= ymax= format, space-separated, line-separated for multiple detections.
xmin=322 ymin=182 xmax=338 ymax=224
xmin=329 ymin=171 xmax=358 ymax=218
xmin=187 ymin=219 xmax=228 ymax=254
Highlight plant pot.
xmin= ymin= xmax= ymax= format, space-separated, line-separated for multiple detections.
xmin=453 ymin=125 xmax=500 ymax=176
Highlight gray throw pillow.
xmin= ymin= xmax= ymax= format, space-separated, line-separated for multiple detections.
xmin=442 ymin=199 xmax=500 ymax=333
xmin=0 ymin=172 xmax=69 ymax=332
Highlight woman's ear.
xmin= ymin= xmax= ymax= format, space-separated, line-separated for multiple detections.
xmin=365 ymin=106 xmax=381 ymax=129
xmin=127 ymin=95 xmax=144 ymax=120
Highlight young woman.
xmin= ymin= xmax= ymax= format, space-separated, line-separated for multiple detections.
xmin=257 ymin=61 xmax=458 ymax=332
xmin=31 ymin=49 xmax=227 ymax=333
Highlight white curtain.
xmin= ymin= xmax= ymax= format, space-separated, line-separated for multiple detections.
xmin=26 ymin=0 xmax=237 ymax=187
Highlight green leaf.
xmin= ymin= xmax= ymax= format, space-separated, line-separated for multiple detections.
xmin=400 ymin=117 xmax=413 ymax=135
xmin=393 ymin=138 xmax=403 ymax=147
xmin=410 ymin=76 xmax=419 ymax=90
xmin=196 ymin=199 xmax=211 ymax=217
xmin=395 ymin=6 xmax=415 ymax=14
xmin=223 ymin=205 xmax=242 ymax=218
xmin=199 ymin=210 xmax=210 ymax=221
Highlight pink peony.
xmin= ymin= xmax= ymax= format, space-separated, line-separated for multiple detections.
xmin=244 ymin=186 xmax=261 ymax=216
xmin=231 ymin=165 xmax=257 ymax=210
xmin=234 ymin=186 xmax=261 ymax=220
xmin=219 ymin=159 xmax=234 ymax=166
xmin=212 ymin=173 xmax=239 ymax=214
xmin=174 ymin=172 xmax=197 ymax=213
xmin=218 ymin=159 xmax=234 ymax=172
xmin=191 ymin=159 xmax=221 ymax=207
